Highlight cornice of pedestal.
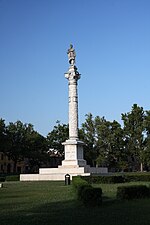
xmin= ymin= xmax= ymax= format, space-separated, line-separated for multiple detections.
xmin=62 ymin=138 xmax=84 ymax=146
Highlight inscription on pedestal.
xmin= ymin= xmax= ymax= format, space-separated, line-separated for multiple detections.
xmin=65 ymin=150 xmax=76 ymax=160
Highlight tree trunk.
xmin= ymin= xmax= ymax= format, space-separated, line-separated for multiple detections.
xmin=140 ymin=162 xmax=143 ymax=172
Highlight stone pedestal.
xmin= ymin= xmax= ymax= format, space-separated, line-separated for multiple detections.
xmin=62 ymin=139 xmax=86 ymax=167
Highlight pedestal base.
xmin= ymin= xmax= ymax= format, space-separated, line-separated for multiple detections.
xmin=20 ymin=165 xmax=108 ymax=181
xmin=62 ymin=139 xmax=87 ymax=167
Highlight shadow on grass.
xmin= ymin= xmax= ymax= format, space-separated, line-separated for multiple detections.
xmin=1 ymin=197 xmax=150 ymax=225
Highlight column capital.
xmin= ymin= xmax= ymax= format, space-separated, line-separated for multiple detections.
xmin=65 ymin=65 xmax=81 ymax=82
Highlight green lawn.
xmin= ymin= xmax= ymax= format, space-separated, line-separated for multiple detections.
xmin=1 ymin=181 xmax=150 ymax=225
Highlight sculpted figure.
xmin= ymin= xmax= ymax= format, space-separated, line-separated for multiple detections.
xmin=67 ymin=44 xmax=76 ymax=65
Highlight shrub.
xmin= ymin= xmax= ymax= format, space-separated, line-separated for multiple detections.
xmin=5 ymin=175 xmax=19 ymax=181
xmin=81 ymin=187 xmax=102 ymax=206
xmin=72 ymin=176 xmax=91 ymax=200
xmin=82 ymin=175 xmax=125 ymax=184
xmin=72 ymin=176 xmax=102 ymax=206
xmin=72 ymin=176 xmax=89 ymax=189
xmin=117 ymin=185 xmax=150 ymax=200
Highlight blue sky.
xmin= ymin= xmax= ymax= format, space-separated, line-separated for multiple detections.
xmin=0 ymin=0 xmax=150 ymax=136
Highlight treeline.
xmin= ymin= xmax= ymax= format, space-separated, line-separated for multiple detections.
xmin=0 ymin=120 xmax=49 ymax=173
xmin=1 ymin=104 xmax=150 ymax=172
xmin=47 ymin=104 xmax=150 ymax=172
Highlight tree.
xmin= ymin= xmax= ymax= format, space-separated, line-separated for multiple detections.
xmin=6 ymin=121 xmax=34 ymax=172
xmin=81 ymin=114 xmax=125 ymax=170
xmin=80 ymin=113 xmax=98 ymax=166
xmin=25 ymin=131 xmax=49 ymax=172
xmin=6 ymin=120 xmax=48 ymax=173
xmin=47 ymin=121 xmax=69 ymax=155
xmin=0 ymin=118 xmax=8 ymax=152
xmin=95 ymin=117 xmax=126 ymax=171
xmin=143 ymin=110 xmax=150 ymax=169
xmin=122 ymin=104 xmax=146 ymax=171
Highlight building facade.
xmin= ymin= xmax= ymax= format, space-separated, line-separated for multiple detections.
xmin=0 ymin=152 xmax=27 ymax=174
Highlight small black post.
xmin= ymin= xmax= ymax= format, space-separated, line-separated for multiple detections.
xmin=65 ymin=174 xmax=70 ymax=185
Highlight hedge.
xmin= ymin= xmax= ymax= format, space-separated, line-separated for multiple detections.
xmin=72 ymin=176 xmax=91 ymax=199
xmin=5 ymin=175 xmax=20 ymax=181
xmin=72 ymin=176 xmax=102 ymax=206
xmin=82 ymin=175 xmax=125 ymax=184
xmin=117 ymin=185 xmax=150 ymax=200
xmin=72 ymin=176 xmax=90 ymax=190
xmin=124 ymin=173 xmax=150 ymax=182
xmin=80 ymin=186 xmax=102 ymax=206
xmin=81 ymin=173 xmax=150 ymax=184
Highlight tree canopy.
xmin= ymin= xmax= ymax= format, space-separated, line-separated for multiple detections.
xmin=0 ymin=120 xmax=48 ymax=173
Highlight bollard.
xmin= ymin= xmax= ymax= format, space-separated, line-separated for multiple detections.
xmin=65 ymin=174 xmax=70 ymax=185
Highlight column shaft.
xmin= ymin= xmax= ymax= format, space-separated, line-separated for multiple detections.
xmin=68 ymin=80 xmax=78 ymax=139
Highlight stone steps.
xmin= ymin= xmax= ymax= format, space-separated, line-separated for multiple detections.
xmin=20 ymin=172 xmax=90 ymax=181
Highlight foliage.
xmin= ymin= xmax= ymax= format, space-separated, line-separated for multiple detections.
xmin=95 ymin=117 xmax=126 ymax=170
xmin=47 ymin=121 xmax=69 ymax=155
xmin=0 ymin=119 xmax=9 ymax=152
xmin=6 ymin=121 xmax=34 ymax=172
xmin=124 ymin=173 xmax=150 ymax=182
xmin=5 ymin=175 xmax=19 ymax=181
xmin=117 ymin=185 xmax=150 ymax=200
xmin=72 ymin=176 xmax=91 ymax=198
xmin=79 ymin=173 xmax=150 ymax=184
xmin=122 ymin=104 xmax=146 ymax=171
xmin=0 ymin=119 xmax=49 ymax=173
xmin=80 ymin=113 xmax=97 ymax=166
xmin=72 ymin=176 xmax=102 ymax=206
xmin=82 ymin=175 xmax=125 ymax=184
xmin=80 ymin=186 xmax=102 ymax=206
xmin=144 ymin=110 xmax=150 ymax=167
xmin=81 ymin=114 xmax=126 ymax=170
xmin=24 ymin=131 xmax=49 ymax=172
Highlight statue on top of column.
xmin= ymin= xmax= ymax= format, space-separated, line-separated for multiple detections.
xmin=67 ymin=44 xmax=76 ymax=65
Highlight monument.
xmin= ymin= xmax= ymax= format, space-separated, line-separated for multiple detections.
xmin=20 ymin=45 xmax=107 ymax=181
xmin=62 ymin=44 xmax=86 ymax=168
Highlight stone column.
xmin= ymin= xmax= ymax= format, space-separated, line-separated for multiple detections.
xmin=62 ymin=45 xmax=86 ymax=167
xmin=65 ymin=65 xmax=80 ymax=140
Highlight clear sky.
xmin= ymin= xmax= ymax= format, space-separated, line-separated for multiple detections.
xmin=0 ymin=0 xmax=150 ymax=136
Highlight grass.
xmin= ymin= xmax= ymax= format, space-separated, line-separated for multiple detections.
xmin=0 ymin=181 xmax=150 ymax=225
